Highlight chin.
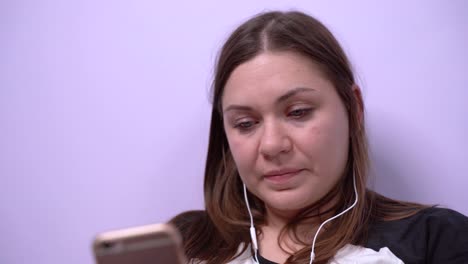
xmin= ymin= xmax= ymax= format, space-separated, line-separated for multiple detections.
xmin=263 ymin=192 xmax=315 ymax=214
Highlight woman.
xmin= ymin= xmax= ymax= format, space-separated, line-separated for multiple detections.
xmin=170 ymin=10 xmax=468 ymax=264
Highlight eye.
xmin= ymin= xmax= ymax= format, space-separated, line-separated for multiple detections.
xmin=288 ymin=108 xmax=312 ymax=118
xmin=234 ymin=120 xmax=257 ymax=131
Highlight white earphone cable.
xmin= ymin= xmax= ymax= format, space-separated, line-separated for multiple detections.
xmin=243 ymin=184 xmax=260 ymax=263
xmin=308 ymin=173 xmax=358 ymax=264
xmin=243 ymin=172 xmax=358 ymax=264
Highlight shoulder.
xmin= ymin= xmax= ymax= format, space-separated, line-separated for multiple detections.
xmin=419 ymin=207 xmax=468 ymax=263
xmin=383 ymin=207 xmax=468 ymax=238
xmin=377 ymin=207 xmax=468 ymax=229
xmin=169 ymin=211 xmax=253 ymax=263
xmin=368 ymin=207 xmax=468 ymax=235
xmin=366 ymin=207 xmax=468 ymax=263
xmin=169 ymin=210 xmax=236 ymax=262
xmin=168 ymin=210 xmax=209 ymax=242
xmin=420 ymin=207 xmax=468 ymax=225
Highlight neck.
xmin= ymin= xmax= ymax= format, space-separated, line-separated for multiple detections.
xmin=259 ymin=196 xmax=340 ymax=249
xmin=257 ymin=203 xmax=339 ymax=263
xmin=264 ymin=206 xmax=297 ymax=229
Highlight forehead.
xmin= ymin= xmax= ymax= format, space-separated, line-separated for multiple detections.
xmin=222 ymin=51 xmax=332 ymax=106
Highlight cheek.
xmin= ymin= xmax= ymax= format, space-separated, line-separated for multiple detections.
xmin=299 ymin=110 xmax=349 ymax=173
xmin=319 ymin=112 xmax=350 ymax=173
xmin=226 ymin=132 xmax=258 ymax=178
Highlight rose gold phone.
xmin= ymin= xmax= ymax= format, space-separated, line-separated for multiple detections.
xmin=92 ymin=223 xmax=186 ymax=264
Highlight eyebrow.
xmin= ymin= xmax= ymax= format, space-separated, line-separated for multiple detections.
xmin=223 ymin=87 xmax=316 ymax=113
xmin=276 ymin=87 xmax=316 ymax=103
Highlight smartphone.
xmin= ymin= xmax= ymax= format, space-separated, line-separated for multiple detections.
xmin=92 ymin=223 xmax=186 ymax=264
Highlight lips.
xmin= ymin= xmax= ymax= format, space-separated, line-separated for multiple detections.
xmin=263 ymin=169 xmax=303 ymax=184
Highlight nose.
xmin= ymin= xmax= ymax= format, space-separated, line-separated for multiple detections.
xmin=259 ymin=120 xmax=292 ymax=159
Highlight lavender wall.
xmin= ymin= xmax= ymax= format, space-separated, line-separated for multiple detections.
xmin=1 ymin=1 xmax=467 ymax=263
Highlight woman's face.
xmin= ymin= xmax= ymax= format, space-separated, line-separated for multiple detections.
xmin=222 ymin=51 xmax=350 ymax=215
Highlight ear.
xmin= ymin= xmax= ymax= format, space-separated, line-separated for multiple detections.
xmin=351 ymin=84 xmax=364 ymax=128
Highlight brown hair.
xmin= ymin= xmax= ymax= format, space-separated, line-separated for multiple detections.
xmin=171 ymin=10 xmax=427 ymax=264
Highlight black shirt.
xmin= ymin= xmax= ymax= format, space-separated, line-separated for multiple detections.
xmin=257 ymin=208 xmax=468 ymax=264
xmin=258 ymin=254 xmax=278 ymax=264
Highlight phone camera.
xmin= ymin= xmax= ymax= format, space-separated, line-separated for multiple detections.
xmin=101 ymin=241 xmax=114 ymax=249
